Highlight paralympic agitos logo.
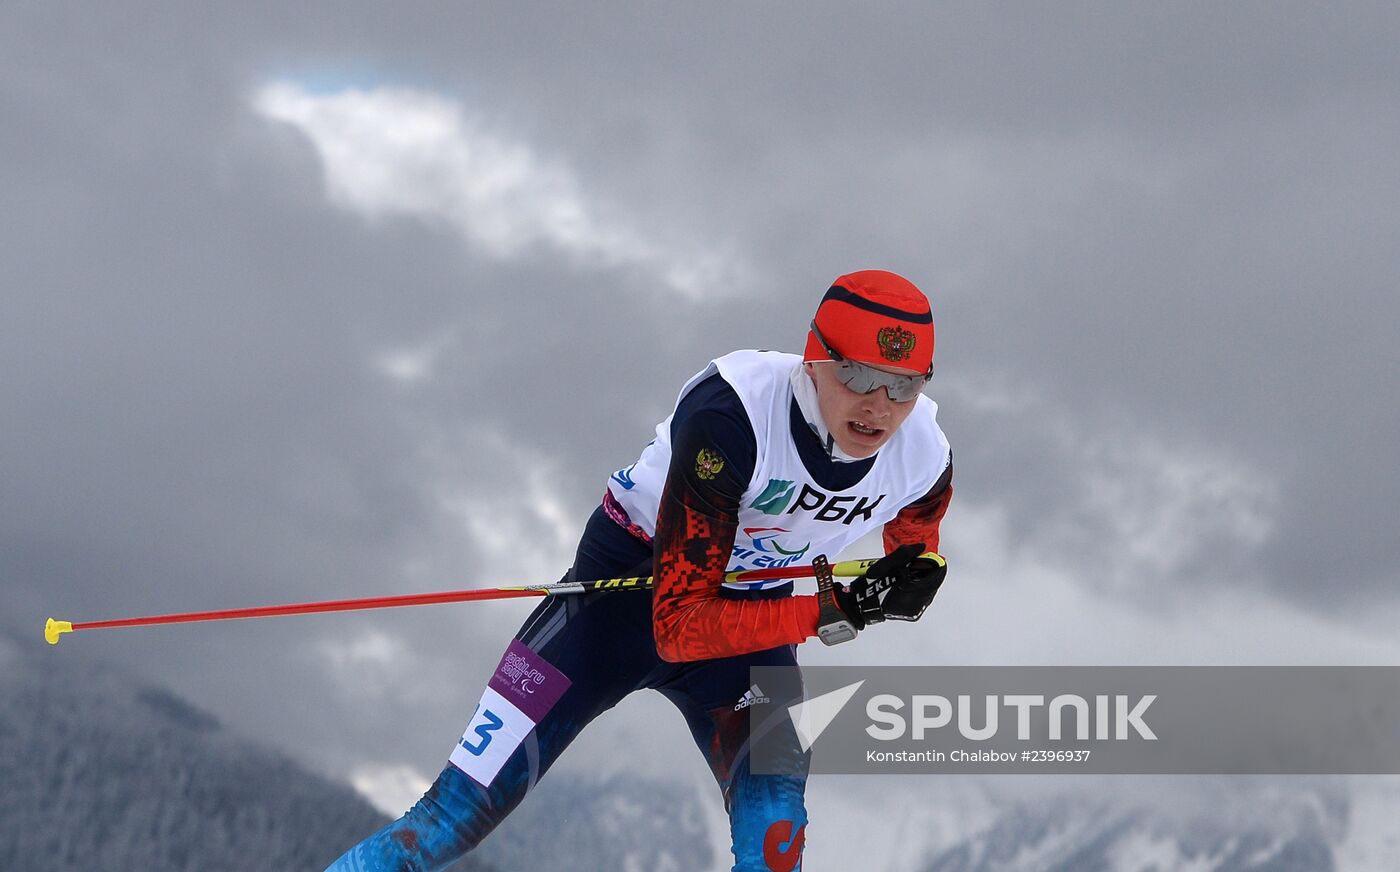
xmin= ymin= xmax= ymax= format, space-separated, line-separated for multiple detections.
xmin=740 ymin=527 xmax=810 ymax=559
xmin=745 ymin=527 xmax=808 ymax=557
xmin=733 ymin=526 xmax=810 ymax=568
xmin=750 ymin=478 xmax=887 ymax=526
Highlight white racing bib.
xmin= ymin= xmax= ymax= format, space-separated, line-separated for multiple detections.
xmin=607 ymin=351 xmax=950 ymax=589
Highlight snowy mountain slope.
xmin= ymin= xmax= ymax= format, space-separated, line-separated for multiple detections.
xmin=0 ymin=627 xmax=712 ymax=872
xmin=802 ymin=774 xmax=1400 ymax=872
xmin=0 ymin=630 xmax=497 ymax=872
xmin=8 ymin=623 xmax=1394 ymax=872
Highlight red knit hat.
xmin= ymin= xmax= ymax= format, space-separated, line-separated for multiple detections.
xmin=803 ymin=270 xmax=935 ymax=376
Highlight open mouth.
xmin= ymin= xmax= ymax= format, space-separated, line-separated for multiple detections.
xmin=849 ymin=421 xmax=883 ymax=438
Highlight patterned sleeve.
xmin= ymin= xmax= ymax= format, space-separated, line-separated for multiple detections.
xmin=650 ymin=380 xmax=820 ymax=662
xmin=881 ymin=453 xmax=953 ymax=554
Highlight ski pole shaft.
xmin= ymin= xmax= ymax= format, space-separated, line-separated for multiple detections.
xmin=43 ymin=554 xmax=914 ymax=645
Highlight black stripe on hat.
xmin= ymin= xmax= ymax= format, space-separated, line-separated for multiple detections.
xmin=820 ymin=285 xmax=932 ymax=324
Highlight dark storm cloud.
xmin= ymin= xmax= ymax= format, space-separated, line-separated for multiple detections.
xmin=4 ymin=0 xmax=1399 ymax=787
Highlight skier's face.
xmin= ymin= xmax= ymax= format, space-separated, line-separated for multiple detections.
xmin=805 ymin=360 xmax=920 ymax=458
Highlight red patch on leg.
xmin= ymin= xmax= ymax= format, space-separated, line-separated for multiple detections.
xmin=392 ymin=828 xmax=419 ymax=853
xmin=763 ymin=819 xmax=806 ymax=872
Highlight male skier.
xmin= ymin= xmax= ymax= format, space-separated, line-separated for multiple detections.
xmin=326 ymin=269 xmax=953 ymax=872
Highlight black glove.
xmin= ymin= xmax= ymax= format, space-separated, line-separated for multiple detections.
xmin=834 ymin=543 xmax=947 ymax=628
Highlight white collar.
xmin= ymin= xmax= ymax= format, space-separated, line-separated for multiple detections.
xmin=789 ymin=364 xmax=868 ymax=463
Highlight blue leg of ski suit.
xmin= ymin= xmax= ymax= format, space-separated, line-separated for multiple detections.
xmin=324 ymin=507 xmax=810 ymax=872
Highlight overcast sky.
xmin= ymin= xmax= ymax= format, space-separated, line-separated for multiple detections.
xmin=4 ymin=2 xmax=1399 ymax=865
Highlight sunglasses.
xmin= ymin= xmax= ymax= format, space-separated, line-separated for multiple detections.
xmin=809 ymin=321 xmax=931 ymax=402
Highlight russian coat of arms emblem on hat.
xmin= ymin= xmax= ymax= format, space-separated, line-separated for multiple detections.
xmin=876 ymin=326 xmax=916 ymax=363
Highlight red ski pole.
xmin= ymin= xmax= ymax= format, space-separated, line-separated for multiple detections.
xmin=43 ymin=553 xmax=935 ymax=645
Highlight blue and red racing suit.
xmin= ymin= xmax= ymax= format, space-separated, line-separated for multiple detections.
xmin=325 ymin=355 xmax=951 ymax=872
